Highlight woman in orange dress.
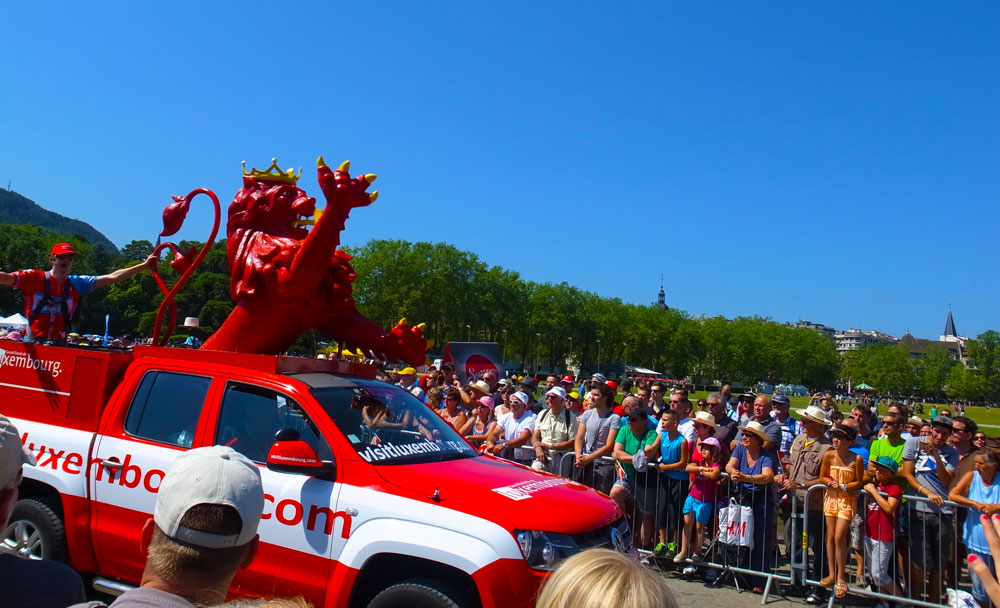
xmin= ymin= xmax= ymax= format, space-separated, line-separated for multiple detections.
xmin=819 ymin=424 xmax=865 ymax=598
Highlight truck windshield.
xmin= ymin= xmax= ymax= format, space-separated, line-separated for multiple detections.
xmin=311 ymin=380 xmax=478 ymax=465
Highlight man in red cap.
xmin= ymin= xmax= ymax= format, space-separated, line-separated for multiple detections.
xmin=0 ymin=243 xmax=158 ymax=343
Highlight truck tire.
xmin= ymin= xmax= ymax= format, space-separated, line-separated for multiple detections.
xmin=0 ymin=498 xmax=68 ymax=562
xmin=367 ymin=578 xmax=470 ymax=608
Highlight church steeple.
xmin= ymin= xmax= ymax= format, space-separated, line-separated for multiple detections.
xmin=943 ymin=308 xmax=957 ymax=338
xmin=654 ymin=275 xmax=668 ymax=310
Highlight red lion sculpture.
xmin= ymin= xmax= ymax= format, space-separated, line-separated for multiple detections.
xmin=198 ymin=157 xmax=427 ymax=363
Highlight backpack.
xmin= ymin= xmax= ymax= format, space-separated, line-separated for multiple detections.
xmin=28 ymin=271 xmax=77 ymax=339
xmin=539 ymin=407 xmax=572 ymax=441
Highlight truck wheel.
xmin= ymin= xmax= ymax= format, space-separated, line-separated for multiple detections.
xmin=367 ymin=578 xmax=470 ymax=608
xmin=0 ymin=498 xmax=67 ymax=562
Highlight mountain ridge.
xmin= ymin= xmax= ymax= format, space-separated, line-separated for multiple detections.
xmin=0 ymin=188 xmax=119 ymax=253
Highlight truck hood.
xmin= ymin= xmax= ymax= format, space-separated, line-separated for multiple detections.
xmin=372 ymin=455 xmax=620 ymax=534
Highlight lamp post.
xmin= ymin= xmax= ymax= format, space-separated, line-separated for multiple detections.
xmin=501 ymin=329 xmax=508 ymax=365
xmin=596 ymin=339 xmax=602 ymax=373
xmin=535 ymin=332 xmax=541 ymax=372
xmin=622 ymin=342 xmax=628 ymax=377
xmin=568 ymin=336 xmax=573 ymax=367
xmin=465 ymin=324 xmax=471 ymax=341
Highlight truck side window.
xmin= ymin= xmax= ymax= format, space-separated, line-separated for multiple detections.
xmin=215 ymin=383 xmax=332 ymax=464
xmin=124 ymin=371 xmax=211 ymax=448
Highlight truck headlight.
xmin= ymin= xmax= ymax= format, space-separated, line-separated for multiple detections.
xmin=513 ymin=530 xmax=576 ymax=571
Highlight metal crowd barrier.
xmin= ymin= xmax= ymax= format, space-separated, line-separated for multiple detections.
xmin=551 ymin=451 xmax=794 ymax=604
xmin=797 ymin=483 xmax=975 ymax=608
xmin=541 ymin=450 xmax=985 ymax=608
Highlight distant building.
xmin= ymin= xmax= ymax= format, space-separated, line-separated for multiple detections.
xmin=898 ymin=309 xmax=968 ymax=363
xmin=794 ymin=320 xmax=836 ymax=339
xmin=899 ymin=333 xmax=964 ymax=362
xmin=835 ymin=328 xmax=898 ymax=354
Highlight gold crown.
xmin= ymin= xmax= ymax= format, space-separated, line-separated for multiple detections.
xmin=242 ymin=158 xmax=302 ymax=185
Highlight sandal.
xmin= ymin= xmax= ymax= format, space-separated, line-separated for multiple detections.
xmin=819 ymin=575 xmax=835 ymax=587
xmin=835 ymin=582 xmax=848 ymax=598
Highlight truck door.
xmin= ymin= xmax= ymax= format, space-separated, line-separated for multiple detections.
xmin=90 ymin=370 xmax=213 ymax=583
xmin=212 ymin=381 xmax=343 ymax=601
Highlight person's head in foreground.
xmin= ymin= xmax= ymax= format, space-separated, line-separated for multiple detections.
xmin=0 ymin=414 xmax=36 ymax=525
xmin=140 ymin=445 xmax=265 ymax=605
xmin=535 ymin=548 xmax=676 ymax=608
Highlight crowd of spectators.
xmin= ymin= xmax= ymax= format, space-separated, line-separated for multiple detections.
xmin=407 ymin=367 xmax=1000 ymax=607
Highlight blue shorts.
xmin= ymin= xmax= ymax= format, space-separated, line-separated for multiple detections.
xmin=683 ymin=495 xmax=712 ymax=525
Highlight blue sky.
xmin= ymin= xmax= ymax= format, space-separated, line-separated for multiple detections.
xmin=3 ymin=2 xmax=997 ymax=340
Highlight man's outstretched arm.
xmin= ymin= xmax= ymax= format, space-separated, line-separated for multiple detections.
xmin=94 ymin=254 xmax=158 ymax=288
xmin=0 ymin=271 xmax=14 ymax=286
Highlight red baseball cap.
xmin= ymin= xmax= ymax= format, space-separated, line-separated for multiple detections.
xmin=51 ymin=243 xmax=77 ymax=257
xmin=561 ymin=375 xmax=575 ymax=383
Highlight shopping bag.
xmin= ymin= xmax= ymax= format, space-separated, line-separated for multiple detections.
xmin=716 ymin=497 xmax=754 ymax=549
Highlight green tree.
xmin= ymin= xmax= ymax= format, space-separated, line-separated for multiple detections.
xmin=914 ymin=346 xmax=954 ymax=398
xmin=946 ymin=364 xmax=987 ymax=401
xmin=840 ymin=343 xmax=916 ymax=396
xmin=119 ymin=240 xmax=154 ymax=263
xmin=966 ymin=331 xmax=1000 ymax=401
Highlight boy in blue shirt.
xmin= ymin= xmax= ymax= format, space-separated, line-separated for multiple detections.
xmin=651 ymin=410 xmax=689 ymax=557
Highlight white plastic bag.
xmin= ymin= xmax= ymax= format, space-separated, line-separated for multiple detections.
xmin=947 ymin=588 xmax=978 ymax=608
xmin=717 ymin=497 xmax=754 ymax=548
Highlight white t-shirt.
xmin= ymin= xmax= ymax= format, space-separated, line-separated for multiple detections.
xmin=497 ymin=410 xmax=537 ymax=460
xmin=678 ymin=417 xmax=696 ymax=445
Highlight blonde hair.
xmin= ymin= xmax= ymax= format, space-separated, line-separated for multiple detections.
xmin=208 ymin=597 xmax=312 ymax=608
xmin=536 ymin=549 xmax=677 ymax=608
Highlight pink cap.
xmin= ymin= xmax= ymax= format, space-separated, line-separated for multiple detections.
xmin=698 ymin=437 xmax=723 ymax=451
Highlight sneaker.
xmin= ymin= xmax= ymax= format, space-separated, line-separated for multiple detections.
xmin=683 ymin=565 xmax=698 ymax=576
xmin=652 ymin=543 xmax=668 ymax=557
xmin=673 ymin=553 xmax=686 ymax=564
xmin=667 ymin=541 xmax=678 ymax=553
xmin=690 ymin=554 xmax=702 ymax=563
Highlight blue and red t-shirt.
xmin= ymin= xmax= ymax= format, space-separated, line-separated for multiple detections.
xmin=12 ymin=270 xmax=98 ymax=341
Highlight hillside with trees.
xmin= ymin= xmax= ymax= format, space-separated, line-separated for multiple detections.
xmin=0 ymin=188 xmax=118 ymax=253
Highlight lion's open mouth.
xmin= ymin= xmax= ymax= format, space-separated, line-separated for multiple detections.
xmin=292 ymin=207 xmax=323 ymax=229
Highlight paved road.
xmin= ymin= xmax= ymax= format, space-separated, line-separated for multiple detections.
xmin=664 ymin=575 xmax=808 ymax=608
xmin=656 ymin=568 xmax=877 ymax=608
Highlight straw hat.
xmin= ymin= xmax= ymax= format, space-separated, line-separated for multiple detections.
xmin=739 ymin=420 xmax=769 ymax=443
xmin=470 ymin=380 xmax=491 ymax=395
xmin=795 ymin=405 xmax=832 ymax=426
xmin=692 ymin=411 xmax=717 ymax=428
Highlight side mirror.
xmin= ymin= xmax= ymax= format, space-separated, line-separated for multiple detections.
xmin=266 ymin=428 xmax=336 ymax=481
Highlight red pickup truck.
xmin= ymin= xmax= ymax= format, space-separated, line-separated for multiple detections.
xmin=1 ymin=341 xmax=628 ymax=608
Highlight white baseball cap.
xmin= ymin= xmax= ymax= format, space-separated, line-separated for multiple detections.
xmin=545 ymin=386 xmax=567 ymax=400
xmin=154 ymin=446 xmax=264 ymax=549
xmin=0 ymin=414 xmax=35 ymax=489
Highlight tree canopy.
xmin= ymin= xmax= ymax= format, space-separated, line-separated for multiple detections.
xmin=1 ymin=224 xmax=995 ymax=400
